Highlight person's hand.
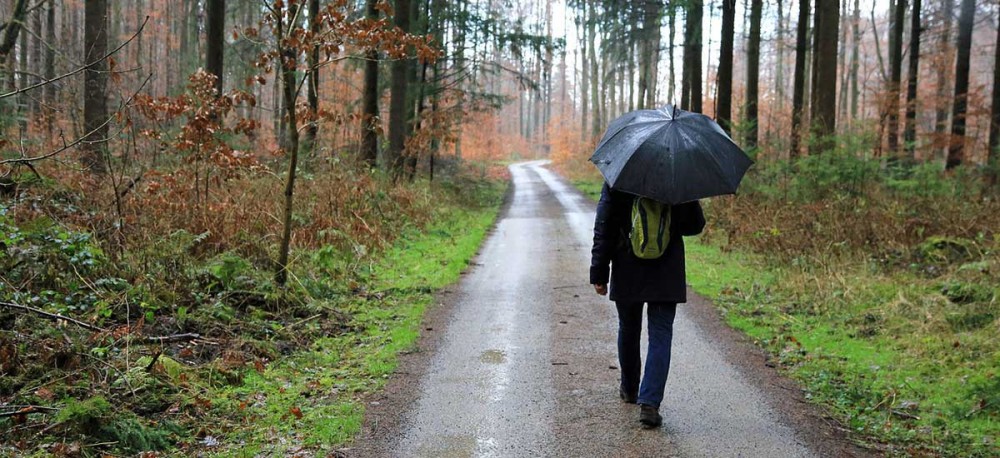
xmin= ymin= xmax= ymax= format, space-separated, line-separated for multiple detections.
xmin=593 ymin=284 xmax=608 ymax=296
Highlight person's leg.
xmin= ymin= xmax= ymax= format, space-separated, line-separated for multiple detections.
xmin=615 ymin=301 xmax=643 ymax=401
xmin=637 ymin=302 xmax=678 ymax=409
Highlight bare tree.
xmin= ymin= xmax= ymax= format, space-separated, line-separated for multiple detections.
xmin=362 ymin=0 xmax=380 ymax=167
xmin=791 ymin=0 xmax=810 ymax=157
xmin=83 ymin=0 xmax=109 ymax=174
xmin=946 ymin=0 xmax=974 ymax=169
xmin=717 ymin=0 xmax=736 ymax=133
xmin=809 ymin=0 xmax=838 ymax=154
xmin=886 ymin=0 xmax=905 ymax=155
xmin=746 ymin=0 xmax=762 ymax=147
xmin=903 ymin=0 xmax=921 ymax=158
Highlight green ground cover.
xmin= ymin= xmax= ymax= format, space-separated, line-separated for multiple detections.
xmin=0 ymin=173 xmax=506 ymax=457
xmin=572 ymin=174 xmax=999 ymax=457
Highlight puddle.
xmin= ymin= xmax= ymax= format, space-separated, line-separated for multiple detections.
xmin=479 ymin=349 xmax=507 ymax=364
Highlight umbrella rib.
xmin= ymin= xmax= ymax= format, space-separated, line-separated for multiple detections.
xmin=592 ymin=119 xmax=670 ymax=160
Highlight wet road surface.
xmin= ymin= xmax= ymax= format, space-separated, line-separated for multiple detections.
xmin=353 ymin=161 xmax=866 ymax=457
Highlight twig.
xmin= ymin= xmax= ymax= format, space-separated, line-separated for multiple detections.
xmin=0 ymin=301 xmax=202 ymax=344
xmin=0 ymin=73 xmax=153 ymax=167
xmin=0 ymin=301 xmax=104 ymax=332
xmin=0 ymin=405 xmax=58 ymax=418
xmin=0 ymin=16 xmax=148 ymax=100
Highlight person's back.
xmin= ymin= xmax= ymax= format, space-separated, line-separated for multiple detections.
xmin=590 ymin=182 xmax=705 ymax=427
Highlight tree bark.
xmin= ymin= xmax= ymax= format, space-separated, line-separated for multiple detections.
xmin=588 ymin=0 xmax=600 ymax=137
xmin=746 ymin=0 xmax=762 ymax=147
xmin=946 ymin=0 xmax=974 ymax=169
xmin=388 ymin=0 xmax=413 ymax=174
xmin=206 ymin=0 xmax=226 ymax=97
xmin=276 ymin=1 xmax=302 ymax=286
xmin=304 ymin=0 xmax=320 ymax=153
xmin=689 ymin=0 xmax=703 ymax=113
xmin=990 ymin=6 xmax=1000 ymax=179
xmin=934 ymin=0 xmax=953 ymax=161
xmin=44 ymin=0 xmax=55 ymax=134
xmin=83 ymin=0 xmax=109 ymax=174
xmin=849 ymin=0 xmax=860 ymax=122
xmin=580 ymin=0 xmax=588 ymax=140
xmin=361 ymin=0 xmax=380 ymax=167
xmin=791 ymin=0 xmax=810 ymax=157
xmin=887 ymin=0 xmax=905 ymax=155
xmin=903 ymin=0 xmax=920 ymax=159
xmin=668 ymin=4 xmax=676 ymax=104
xmin=809 ymin=0 xmax=838 ymax=154
xmin=717 ymin=0 xmax=736 ymax=134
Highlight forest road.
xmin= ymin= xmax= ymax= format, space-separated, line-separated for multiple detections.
xmin=351 ymin=161 xmax=868 ymax=458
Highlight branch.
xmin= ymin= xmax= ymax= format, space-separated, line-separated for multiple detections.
xmin=0 ymin=405 xmax=58 ymax=418
xmin=0 ymin=15 xmax=148 ymax=100
xmin=0 ymin=301 xmax=202 ymax=345
xmin=0 ymin=301 xmax=104 ymax=332
xmin=0 ymin=73 xmax=152 ymax=167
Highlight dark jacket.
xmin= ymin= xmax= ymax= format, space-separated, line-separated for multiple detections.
xmin=590 ymin=183 xmax=706 ymax=303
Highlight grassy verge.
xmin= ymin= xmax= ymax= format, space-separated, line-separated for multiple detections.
xmin=570 ymin=177 xmax=999 ymax=457
xmin=0 ymin=172 xmax=506 ymax=457
xmin=202 ymin=204 xmax=501 ymax=456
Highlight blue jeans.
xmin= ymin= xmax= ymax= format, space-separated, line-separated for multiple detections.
xmin=616 ymin=301 xmax=678 ymax=409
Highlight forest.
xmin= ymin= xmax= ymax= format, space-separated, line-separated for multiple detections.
xmin=0 ymin=0 xmax=998 ymax=456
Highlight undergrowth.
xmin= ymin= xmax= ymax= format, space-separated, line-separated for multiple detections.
xmin=0 ymin=159 xmax=507 ymax=456
xmin=567 ymin=154 xmax=999 ymax=457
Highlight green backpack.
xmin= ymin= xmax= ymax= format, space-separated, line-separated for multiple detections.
xmin=629 ymin=197 xmax=671 ymax=259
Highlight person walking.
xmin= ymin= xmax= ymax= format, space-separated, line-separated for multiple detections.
xmin=590 ymin=184 xmax=705 ymax=428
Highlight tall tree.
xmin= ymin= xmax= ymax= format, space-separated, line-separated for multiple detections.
xmin=83 ymin=0 xmax=109 ymax=174
xmin=304 ymin=0 xmax=320 ymax=153
xmin=886 ymin=0 xmax=905 ymax=154
xmin=682 ymin=0 xmax=703 ymax=112
xmin=934 ymin=0 xmax=953 ymax=160
xmin=746 ymin=0 xmax=762 ymax=147
xmin=849 ymin=0 xmax=860 ymax=122
xmin=717 ymin=0 xmax=736 ymax=133
xmin=276 ymin=0 xmax=302 ymax=286
xmin=990 ymin=9 xmax=1000 ymax=178
xmin=809 ymin=0 xmax=838 ymax=154
xmin=361 ymin=0 xmax=380 ymax=167
xmin=791 ymin=0 xmax=810 ymax=157
xmin=946 ymin=0 xmax=974 ymax=169
xmin=637 ymin=0 xmax=662 ymax=109
xmin=205 ymin=0 xmax=226 ymax=97
xmin=388 ymin=0 xmax=413 ymax=173
xmin=903 ymin=0 xmax=921 ymax=158
xmin=44 ymin=0 xmax=55 ymax=134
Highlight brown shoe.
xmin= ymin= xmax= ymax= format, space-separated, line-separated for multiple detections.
xmin=639 ymin=404 xmax=662 ymax=428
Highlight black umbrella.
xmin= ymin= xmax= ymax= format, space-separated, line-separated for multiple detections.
xmin=589 ymin=105 xmax=754 ymax=205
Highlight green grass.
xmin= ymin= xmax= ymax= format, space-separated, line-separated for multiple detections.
xmin=199 ymin=204 xmax=502 ymax=456
xmin=571 ymin=176 xmax=1000 ymax=457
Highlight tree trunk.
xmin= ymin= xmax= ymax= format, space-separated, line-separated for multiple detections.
xmin=990 ymin=10 xmax=1000 ymax=165
xmin=206 ymin=0 xmax=226 ymax=97
xmin=946 ymin=0 xmax=974 ymax=169
xmin=849 ymin=0 xmax=860 ymax=122
xmin=746 ymin=0 xmax=762 ymax=147
xmin=361 ymin=0 xmax=380 ymax=167
xmin=887 ymin=0 xmax=905 ymax=154
xmin=903 ymin=0 xmax=920 ymax=158
xmin=304 ymin=0 xmax=320 ymax=153
xmin=776 ymin=0 xmax=786 ymax=114
xmin=580 ymin=0 xmax=588 ymax=140
xmin=791 ymin=0 xmax=810 ymax=157
xmin=588 ymin=0 xmax=600 ymax=137
xmin=668 ymin=4 xmax=676 ymax=104
xmin=276 ymin=1 xmax=302 ymax=287
xmin=388 ymin=0 xmax=413 ymax=174
xmin=809 ymin=0 xmax=838 ymax=154
xmin=44 ymin=0 xmax=55 ymax=134
xmin=689 ymin=0 xmax=703 ymax=113
xmin=935 ymin=0 xmax=953 ymax=161
xmin=83 ymin=0 xmax=109 ymax=174
xmin=717 ymin=0 xmax=735 ymax=134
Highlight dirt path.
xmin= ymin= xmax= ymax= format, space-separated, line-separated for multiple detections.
xmin=350 ymin=161 xmax=868 ymax=457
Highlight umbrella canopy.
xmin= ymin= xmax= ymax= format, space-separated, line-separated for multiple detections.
xmin=589 ymin=105 xmax=754 ymax=205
